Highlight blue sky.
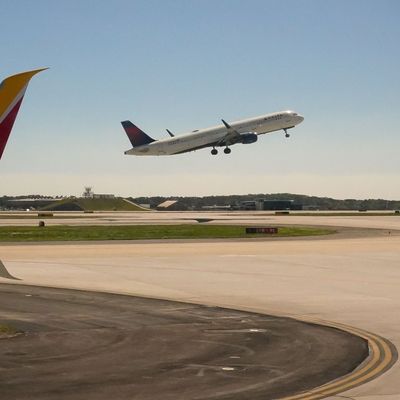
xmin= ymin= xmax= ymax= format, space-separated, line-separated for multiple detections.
xmin=1 ymin=0 xmax=399 ymax=198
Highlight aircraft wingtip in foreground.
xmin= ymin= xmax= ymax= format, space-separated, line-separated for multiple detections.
xmin=0 ymin=68 xmax=48 ymax=160
xmin=122 ymin=110 xmax=304 ymax=156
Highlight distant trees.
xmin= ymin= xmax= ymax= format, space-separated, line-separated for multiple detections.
xmin=1 ymin=194 xmax=399 ymax=211
xmin=130 ymin=194 xmax=400 ymax=211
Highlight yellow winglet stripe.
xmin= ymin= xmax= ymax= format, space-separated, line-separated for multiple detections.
xmin=0 ymin=68 xmax=48 ymax=119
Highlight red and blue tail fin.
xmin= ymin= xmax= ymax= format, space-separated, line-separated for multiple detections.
xmin=121 ymin=120 xmax=155 ymax=147
xmin=0 ymin=68 xmax=47 ymax=159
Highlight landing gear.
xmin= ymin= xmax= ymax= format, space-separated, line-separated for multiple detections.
xmin=283 ymin=128 xmax=290 ymax=138
xmin=211 ymin=147 xmax=231 ymax=155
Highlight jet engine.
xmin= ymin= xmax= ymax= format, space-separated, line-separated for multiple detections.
xmin=239 ymin=133 xmax=258 ymax=144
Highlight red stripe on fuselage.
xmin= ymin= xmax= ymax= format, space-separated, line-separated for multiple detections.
xmin=0 ymin=97 xmax=24 ymax=159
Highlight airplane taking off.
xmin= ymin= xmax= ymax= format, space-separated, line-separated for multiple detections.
xmin=122 ymin=110 xmax=304 ymax=156
xmin=0 ymin=68 xmax=47 ymax=160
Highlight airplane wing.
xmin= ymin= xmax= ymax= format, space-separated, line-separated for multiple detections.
xmin=0 ymin=68 xmax=47 ymax=159
xmin=217 ymin=119 xmax=241 ymax=146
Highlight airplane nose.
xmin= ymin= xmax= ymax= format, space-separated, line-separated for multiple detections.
xmin=297 ymin=115 xmax=304 ymax=123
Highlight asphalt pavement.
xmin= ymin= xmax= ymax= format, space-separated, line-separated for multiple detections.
xmin=0 ymin=284 xmax=368 ymax=400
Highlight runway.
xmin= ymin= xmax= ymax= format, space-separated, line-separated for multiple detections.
xmin=1 ymin=210 xmax=400 ymax=231
xmin=0 ymin=213 xmax=399 ymax=399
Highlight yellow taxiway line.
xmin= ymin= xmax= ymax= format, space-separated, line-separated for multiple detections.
xmin=0 ymin=276 xmax=396 ymax=399
xmin=278 ymin=318 xmax=397 ymax=400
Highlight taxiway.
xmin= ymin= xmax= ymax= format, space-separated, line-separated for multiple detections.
xmin=0 ymin=212 xmax=399 ymax=399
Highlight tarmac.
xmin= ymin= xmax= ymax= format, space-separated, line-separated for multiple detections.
xmin=1 ymin=210 xmax=400 ymax=230
xmin=0 ymin=284 xmax=369 ymax=400
xmin=1 ymin=211 xmax=400 ymax=399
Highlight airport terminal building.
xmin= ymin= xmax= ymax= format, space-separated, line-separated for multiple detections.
xmin=238 ymin=199 xmax=303 ymax=211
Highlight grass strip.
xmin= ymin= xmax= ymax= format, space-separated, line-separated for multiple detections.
xmin=0 ymin=225 xmax=334 ymax=242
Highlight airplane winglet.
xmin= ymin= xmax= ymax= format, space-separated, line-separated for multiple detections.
xmin=219 ymin=118 xmax=241 ymax=146
xmin=0 ymin=260 xmax=21 ymax=280
xmin=0 ymin=68 xmax=48 ymax=159
xmin=221 ymin=119 xmax=231 ymax=129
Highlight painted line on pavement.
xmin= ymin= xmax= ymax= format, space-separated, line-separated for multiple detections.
xmin=278 ymin=318 xmax=397 ymax=400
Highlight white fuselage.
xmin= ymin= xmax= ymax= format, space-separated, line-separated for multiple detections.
xmin=125 ymin=110 xmax=303 ymax=156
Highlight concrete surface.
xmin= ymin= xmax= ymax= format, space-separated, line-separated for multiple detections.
xmin=0 ymin=214 xmax=399 ymax=399
xmin=0 ymin=284 xmax=368 ymax=400
xmin=1 ymin=210 xmax=400 ymax=231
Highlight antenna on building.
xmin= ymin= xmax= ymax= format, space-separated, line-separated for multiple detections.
xmin=83 ymin=186 xmax=94 ymax=198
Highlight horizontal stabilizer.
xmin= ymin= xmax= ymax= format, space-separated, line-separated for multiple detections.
xmin=0 ymin=68 xmax=47 ymax=159
xmin=121 ymin=120 xmax=155 ymax=147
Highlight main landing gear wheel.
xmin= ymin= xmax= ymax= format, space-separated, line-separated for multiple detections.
xmin=224 ymin=147 xmax=231 ymax=154
xmin=283 ymin=128 xmax=290 ymax=138
xmin=211 ymin=148 xmax=218 ymax=155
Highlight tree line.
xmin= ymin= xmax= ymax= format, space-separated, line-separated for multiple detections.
xmin=130 ymin=193 xmax=400 ymax=211
xmin=1 ymin=193 xmax=400 ymax=211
